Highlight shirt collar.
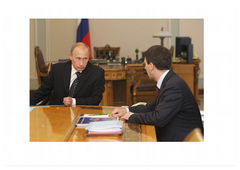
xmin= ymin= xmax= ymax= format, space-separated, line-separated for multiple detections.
xmin=157 ymin=70 xmax=170 ymax=89
xmin=71 ymin=65 xmax=82 ymax=76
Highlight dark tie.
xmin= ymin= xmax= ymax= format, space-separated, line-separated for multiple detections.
xmin=68 ymin=72 xmax=81 ymax=97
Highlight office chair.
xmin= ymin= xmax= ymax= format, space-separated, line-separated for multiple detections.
xmin=34 ymin=46 xmax=51 ymax=87
xmin=34 ymin=46 xmax=53 ymax=105
xmin=35 ymin=62 xmax=53 ymax=105
xmin=132 ymin=70 xmax=156 ymax=104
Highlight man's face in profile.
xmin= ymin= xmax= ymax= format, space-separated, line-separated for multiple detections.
xmin=144 ymin=58 xmax=153 ymax=79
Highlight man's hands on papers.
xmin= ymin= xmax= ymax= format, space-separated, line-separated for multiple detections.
xmin=111 ymin=108 xmax=132 ymax=120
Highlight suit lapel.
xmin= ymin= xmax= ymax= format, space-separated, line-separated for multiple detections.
xmin=73 ymin=62 xmax=92 ymax=97
xmin=63 ymin=61 xmax=72 ymax=95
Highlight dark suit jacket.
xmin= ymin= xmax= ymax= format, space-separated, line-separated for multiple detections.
xmin=30 ymin=61 xmax=105 ymax=105
xmin=128 ymin=70 xmax=203 ymax=141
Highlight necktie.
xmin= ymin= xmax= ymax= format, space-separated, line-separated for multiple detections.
xmin=68 ymin=72 xmax=81 ymax=97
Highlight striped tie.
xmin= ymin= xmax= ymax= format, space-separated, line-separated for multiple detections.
xmin=68 ymin=72 xmax=81 ymax=97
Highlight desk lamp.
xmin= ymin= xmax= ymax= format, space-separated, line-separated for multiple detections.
xmin=153 ymin=27 xmax=172 ymax=46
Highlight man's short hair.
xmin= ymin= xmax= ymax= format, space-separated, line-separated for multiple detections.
xmin=70 ymin=42 xmax=90 ymax=57
xmin=145 ymin=45 xmax=172 ymax=70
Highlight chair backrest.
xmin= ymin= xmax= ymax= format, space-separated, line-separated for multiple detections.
xmin=94 ymin=44 xmax=120 ymax=59
xmin=36 ymin=62 xmax=52 ymax=105
xmin=183 ymin=128 xmax=204 ymax=142
xmin=34 ymin=46 xmax=48 ymax=87
xmin=35 ymin=46 xmax=47 ymax=73
xmin=47 ymin=63 xmax=52 ymax=73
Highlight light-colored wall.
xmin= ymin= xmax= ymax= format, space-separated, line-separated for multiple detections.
xmin=180 ymin=19 xmax=204 ymax=77
xmin=47 ymin=19 xmax=78 ymax=61
xmin=37 ymin=19 xmax=47 ymax=60
xmin=30 ymin=19 xmax=38 ymax=89
xmin=30 ymin=19 xmax=204 ymax=90
xmin=171 ymin=19 xmax=180 ymax=57
xmin=180 ymin=19 xmax=204 ymax=89
xmin=90 ymin=19 xmax=170 ymax=58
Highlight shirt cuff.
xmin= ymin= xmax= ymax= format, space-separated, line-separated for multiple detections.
xmin=126 ymin=108 xmax=134 ymax=118
xmin=129 ymin=113 xmax=134 ymax=117
xmin=72 ymin=98 xmax=76 ymax=105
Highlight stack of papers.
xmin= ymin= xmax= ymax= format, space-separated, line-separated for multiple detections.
xmin=82 ymin=114 xmax=108 ymax=117
xmin=86 ymin=120 xmax=124 ymax=136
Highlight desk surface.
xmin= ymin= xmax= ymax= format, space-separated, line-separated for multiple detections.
xmin=98 ymin=64 xmax=127 ymax=70
xmin=98 ymin=63 xmax=144 ymax=71
xmin=30 ymin=105 xmax=157 ymax=142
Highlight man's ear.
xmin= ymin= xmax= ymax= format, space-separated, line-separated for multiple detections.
xmin=69 ymin=52 xmax=72 ymax=60
xmin=149 ymin=62 xmax=154 ymax=70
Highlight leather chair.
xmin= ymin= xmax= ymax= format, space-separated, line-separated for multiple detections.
xmin=131 ymin=46 xmax=174 ymax=104
xmin=183 ymin=128 xmax=204 ymax=142
xmin=132 ymin=70 xmax=156 ymax=104
xmin=34 ymin=46 xmax=50 ymax=87
xmin=34 ymin=46 xmax=52 ymax=105
xmin=94 ymin=44 xmax=120 ymax=60
xmin=35 ymin=62 xmax=52 ymax=105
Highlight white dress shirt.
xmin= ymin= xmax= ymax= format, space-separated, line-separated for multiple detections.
xmin=69 ymin=65 xmax=82 ymax=106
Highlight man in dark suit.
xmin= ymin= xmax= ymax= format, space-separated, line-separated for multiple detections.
xmin=112 ymin=45 xmax=203 ymax=141
xmin=30 ymin=42 xmax=105 ymax=106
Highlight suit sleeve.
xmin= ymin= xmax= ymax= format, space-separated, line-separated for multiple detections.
xmin=30 ymin=65 xmax=55 ymax=105
xmin=129 ymin=101 xmax=156 ymax=113
xmin=128 ymin=83 xmax=182 ymax=127
xmin=75 ymin=68 xmax=105 ymax=105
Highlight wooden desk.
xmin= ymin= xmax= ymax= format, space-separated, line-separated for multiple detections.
xmin=172 ymin=64 xmax=195 ymax=94
xmin=126 ymin=64 xmax=145 ymax=106
xmin=173 ymin=59 xmax=201 ymax=104
xmin=98 ymin=64 xmax=144 ymax=107
xmin=98 ymin=60 xmax=200 ymax=106
xmin=30 ymin=106 xmax=81 ymax=142
xmin=98 ymin=65 xmax=127 ymax=106
xmin=30 ymin=105 xmax=157 ymax=142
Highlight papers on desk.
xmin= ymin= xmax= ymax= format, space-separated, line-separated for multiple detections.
xmin=82 ymin=114 xmax=108 ymax=117
xmin=76 ymin=116 xmax=118 ymax=127
xmin=30 ymin=107 xmax=35 ymax=112
xmin=86 ymin=120 xmax=124 ymax=136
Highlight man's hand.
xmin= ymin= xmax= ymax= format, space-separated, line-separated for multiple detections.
xmin=63 ymin=97 xmax=73 ymax=106
xmin=121 ymin=112 xmax=132 ymax=120
xmin=111 ymin=108 xmax=127 ymax=117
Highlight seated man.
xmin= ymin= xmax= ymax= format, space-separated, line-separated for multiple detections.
xmin=30 ymin=42 xmax=105 ymax=106
xmin=112 ymin=45 xmax=203 ymax=141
